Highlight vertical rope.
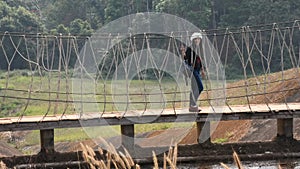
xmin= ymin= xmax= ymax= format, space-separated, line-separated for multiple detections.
xmin=18 ymin=35 xmax=34 ymax=121
xmin=0 ymin=21 xmax=299 ymax=122
xmin=229 ymin=30 xmax=252 ymax=112
xmin=220 ymin=29 xmax=234 ymax=112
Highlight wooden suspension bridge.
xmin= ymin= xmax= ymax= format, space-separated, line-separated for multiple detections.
xmin=0 ymin=102 xmax=299 ymax=155
xmin=1 ymin=21 xmax=300 ymax=167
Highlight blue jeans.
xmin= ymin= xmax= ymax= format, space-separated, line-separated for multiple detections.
xmin=190 ymin=70 xmax=204 ymax=107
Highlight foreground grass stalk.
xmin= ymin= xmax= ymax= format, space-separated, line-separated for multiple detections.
xmin=80 ymin=138 xmax=253 ymax=169
xmin=0 ymin=161 xmax=7 ymax=169
xmin=221 ymin=150 xmax=244 ymax=169
xmin=233 ymin=151 xmax=244 ymax=169
xmin=152 ymin=151 xmax=159 ymax=169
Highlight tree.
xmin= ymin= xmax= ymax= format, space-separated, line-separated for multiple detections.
xmin=105 ymin=0 xmax=131 ymax=23
xmin=132 ymin=0 xmax=154 ymax=12
xmin=43 ymin=0 xmax=105 ymax=30
xmin=50 ymin=24 xmax=69 ymax=35
xmin=216 ymin=0 xmax=300 ymax=28
xmin=245 ymin=0 xmax=300 ymax=25
xmin=0 ymin=1 xmax=42 ymax=32
xmin=45 ymin=0 xmax=87 ymax=29
xmin=70 ymin=19 xmax=93 ymax=35
xmin=0 ymin=1 xmax=43 ymax=70
xmin=86 ymin=0 xmax=106 ymax=29
xmin=154 ymin=0 xmax=212 ymax=29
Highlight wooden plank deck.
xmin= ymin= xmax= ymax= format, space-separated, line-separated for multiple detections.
xmin=0 ymin=103 xmax=299 ymax=132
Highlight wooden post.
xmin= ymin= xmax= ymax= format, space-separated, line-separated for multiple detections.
xmin=196 ymin=122 xmax=211 ymax=144
xmin=121 ymin=124 xmax=134 ymax=151
xmin=40 ymin=129 xmax=55 ymax=154
xmin=277 ymin=118 xmax=293 ymax=138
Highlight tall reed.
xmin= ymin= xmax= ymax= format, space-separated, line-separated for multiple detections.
xmin=81 ymin=138 xmax=178 ymax=169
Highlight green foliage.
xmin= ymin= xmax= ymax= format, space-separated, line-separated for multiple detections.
xmin=70 ymin=19 xmax=93 ymax=35
xmin=212 ymin=131 xmax=233 ymax=143
xmin=3 ymin=0 xmax=300 ymax=33
xmin=45 ymin=0 xmax=87 ymax=29
xmin=1 ymin=0 xmax=300 ymax=79
xmin=0 ymin=101 xmax=22 ymax=117
xmin=216 ymin=0 xmax=250 ymax=28
xmin=213 ymin=137 xmax=228 ymax=143
xmin=50 ymin=24 xmax=69 ymax=35
xmin=133 ymin=0 xmax=154 ymax=12
xmin=0 ymin=2 xmax=43 ymax=70
xmin=104 ymin=0 xmax=129 ymax=23
xmin=155 ymin=0 xmax=212 ymax=29
xmin=0 ymin=1 xmax=42 ymax=32
xmin=218 ymin=0 xmax=300 ymax=28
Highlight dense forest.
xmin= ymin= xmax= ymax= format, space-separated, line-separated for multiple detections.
xmin=0 ymin=0 xmax=300 ymax=78
xmin=2 ymin=0 xmax=300 ymax=35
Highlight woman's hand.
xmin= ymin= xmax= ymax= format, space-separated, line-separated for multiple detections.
xmin=201 ymin=69 xmax=206 ymax=79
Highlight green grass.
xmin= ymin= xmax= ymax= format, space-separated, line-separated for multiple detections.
xmin=135 ymin=122 xmax=193 ymax=134
xmin=212 ymin=137 xmax=228 ymax=143
xmin=2 ymin=69 xmax=249 ymax=118
xmin=0 ymin=71 xmax=193 ymax=116
xmin=55 ymin=126 xmax=124 ymax=142
xmin=4 ymin=69 xmax=292 ymax=153
xmin=0 ymin=70 xmax=192 ymax=153
xmin=0 ymin=70 xmax=230 ymax=147
xmin=212 ymin=131 xmax=234 ymax=144
xmin=20 ymin=123 xmax=193 ymax=150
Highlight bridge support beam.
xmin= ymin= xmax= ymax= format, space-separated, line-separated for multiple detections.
xmin=40 ymin=129 xmax=55 ymax=154
xmin=277 ymin=118 xmax=293 ymax=139
xmin=121 ymin=124 xmax=135 ymax=152
xmin=196 ymin=122 xmax=211 ymax=144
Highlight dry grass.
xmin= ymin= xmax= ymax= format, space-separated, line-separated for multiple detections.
xmin=81 ymin=139 xmax=177 ymax=169
xmin=232 ymin=151 xmax=244 ymax=169
xmin=80 ymin=138 xmax=248 ymax=169
xmin=81 ymin=143 xmax=248 ymax=169
xmin=220 ymin=150 xmax=244 ymax=169
xmin=81 ymin=142 xmax=136 ymax=169
xmin=152 ymin=145 xmax=178 ymax=169
xmin=81 ymin=138 xmax=178 ymax=169
xmin=200 ymin=68 xmax=300 ymax=105
xmin=0 ymin=161 xmax=7 ymax=169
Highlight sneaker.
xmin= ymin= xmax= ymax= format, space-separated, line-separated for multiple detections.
xmin=189 ymin=106 xmax=201 ymax=112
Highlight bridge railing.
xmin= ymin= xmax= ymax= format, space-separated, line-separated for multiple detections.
xmin=0 ymin=21 xmax=300 ymax=156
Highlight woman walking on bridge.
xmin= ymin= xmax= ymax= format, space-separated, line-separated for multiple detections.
xmin=184 ymin=32 xmax=205 ymax=112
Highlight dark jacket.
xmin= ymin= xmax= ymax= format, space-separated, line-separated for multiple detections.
xmin=184 ymin=46 xmax=203 ymax=71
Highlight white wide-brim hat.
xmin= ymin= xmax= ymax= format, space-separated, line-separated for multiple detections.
xmin=190 ymin=32 xmax=203 ymax=41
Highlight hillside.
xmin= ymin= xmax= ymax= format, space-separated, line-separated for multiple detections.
xmin=180 ymin=68 xmax=300 ymax=144
xmin=54 ymin=68 xmax=300 ymax=152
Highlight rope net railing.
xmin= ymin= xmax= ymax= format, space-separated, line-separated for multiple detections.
xmin=0 ymin=20 xmax=300 ymax=120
